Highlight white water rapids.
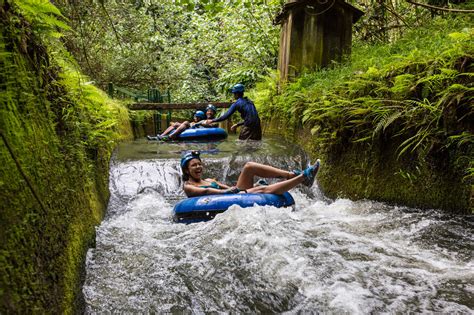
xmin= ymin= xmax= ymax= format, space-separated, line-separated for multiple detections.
xmin=83 ymin=137 xmax=473 ymax=313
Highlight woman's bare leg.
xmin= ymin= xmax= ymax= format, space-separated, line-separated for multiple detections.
xmin=160 ymin=122 xmax=180 ymax=136
xmin=236 ymin=162 xmax=296 ymax=190
xmin=170 ymin=121 xmax=190 ymax=138
xmin=246 ymin=175 xmax=305 ymax=194
xmin=160 ymin=126 xmax=175 ymax=136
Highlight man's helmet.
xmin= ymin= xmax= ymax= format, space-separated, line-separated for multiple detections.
xmin=231 ymin=83 xmax=245 ymax=93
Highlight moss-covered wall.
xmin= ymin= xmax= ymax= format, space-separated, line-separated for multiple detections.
xmin=264 ymin=119 xmax=472 ymax=213
xmin=0 ymin=1 xmax=133 ymax=313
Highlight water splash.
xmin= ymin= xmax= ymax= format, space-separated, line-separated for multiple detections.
xmin=83 ymin=137 xmax=474 ymax=313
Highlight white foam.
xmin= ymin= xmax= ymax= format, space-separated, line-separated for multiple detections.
xmin=83 ymin=157 xmax=474 ymax=313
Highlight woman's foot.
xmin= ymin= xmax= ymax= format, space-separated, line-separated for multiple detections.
xmin=302 ymin=159 xmax=320 ymax=187
xmin=283 ymin=169 xmax=302 ymax=179
xmin=292 ymin=169 xmax=302 ymax=177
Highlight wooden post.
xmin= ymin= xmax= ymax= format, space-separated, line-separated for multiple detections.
xmin=167 ymin=110 xmax=171 ymax=128
xmin=161 ymin=111 xmax=167 ymax=133
xmin=107 ymin=82 xmax=114 ymax=98
xmin=276 ymin=0 xmax=363 ymax=81
xmin=157 ymin=110 xmax=162 ymax=134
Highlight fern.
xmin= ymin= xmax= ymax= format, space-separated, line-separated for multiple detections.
xmin=16 ymin=0 xmax=70 ymax=35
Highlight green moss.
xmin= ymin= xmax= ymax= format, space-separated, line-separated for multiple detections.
xmin=0 ymin=1 xmax=133 ymax=312
xmin=264 ymin=122 xmax=472 ymax=213
xmin=317 ymin=139 xmax=471 ymax=213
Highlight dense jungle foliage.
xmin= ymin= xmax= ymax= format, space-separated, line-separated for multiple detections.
xmin=57 ymin=0 xmax=282 ymax=101
xmin=252 ymin=15 xmax=472 ymax=212
xmin=56 ymin=0 xmax=474 ymax=101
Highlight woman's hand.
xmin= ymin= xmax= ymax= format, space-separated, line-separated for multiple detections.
xmin=223 ymin=186 xmax=240 ymax=194
xmin=230 ymin=124 xmax=239 ymax=132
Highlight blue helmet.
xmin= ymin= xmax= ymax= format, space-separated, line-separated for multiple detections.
xmin=231 ymin=83 xmax=245 ymax=93
xmin=194 ymin=110 xmax=206 ymax=120
xmin=206 ymin=104 xmax=217 ymax=113
xmin=180 ymin=150 xmax=201 ymax=170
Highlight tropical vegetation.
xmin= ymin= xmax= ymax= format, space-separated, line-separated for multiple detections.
xmin=252 ymin=16 xmax=473 ymax=182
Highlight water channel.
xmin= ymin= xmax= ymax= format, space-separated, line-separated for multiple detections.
xmin=83 ymin=135 xmax=473 ymax=313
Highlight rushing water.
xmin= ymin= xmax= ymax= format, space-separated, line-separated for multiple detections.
xmin=83 ymin=136 xmax=474 ymax=313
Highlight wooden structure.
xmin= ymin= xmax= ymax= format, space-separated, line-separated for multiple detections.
xmin=128 ymin=102 xmax=231 ymax=111
xmin=275 ymin=0 xmax=364 ymax=80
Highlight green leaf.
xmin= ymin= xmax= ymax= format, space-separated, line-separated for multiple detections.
xmin=448 ymin=32 xmax=470 ymax=41
xmin=310 ymin=125 xmax=320 ymax=135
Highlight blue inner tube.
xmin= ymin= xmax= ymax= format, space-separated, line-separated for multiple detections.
xmin=173 ymin=192 xmax=295 ymax=223
xmin=175 ymin=127 xmax=227 ymax=141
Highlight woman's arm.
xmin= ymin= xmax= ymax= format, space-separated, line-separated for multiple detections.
xmin=200 ymin=121 xmax=219 ymax=128
xmin=184 ymin=184 xmax=223 ymax=197
xmin=212 ymin=181 xmax=241 ymax=194
xmin=184 ymin=181 xmax=241 ymax=197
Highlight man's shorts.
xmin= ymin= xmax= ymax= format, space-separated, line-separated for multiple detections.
xmin=239 ymin=125 xmax=262 ymax=140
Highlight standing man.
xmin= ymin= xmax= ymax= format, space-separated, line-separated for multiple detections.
xmin=204 ymin=83 xmax=262 ymax=140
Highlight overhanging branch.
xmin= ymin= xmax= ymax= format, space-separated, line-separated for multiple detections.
xmin=406 ymin=0 xmax=474 ymax=13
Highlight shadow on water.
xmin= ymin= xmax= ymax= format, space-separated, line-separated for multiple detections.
xmin=83 ymin=135 xmax=474 ymax=313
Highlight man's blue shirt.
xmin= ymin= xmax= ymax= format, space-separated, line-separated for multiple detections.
xmin=212 ymin=97 xmax=260 ymax=127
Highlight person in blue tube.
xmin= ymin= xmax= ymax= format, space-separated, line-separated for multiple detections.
xmin=204 ymin=83 xmax=262 ymax=140
xmin=161 ymin=105 xmax=219 ymax=141
xmin=180 ymin=151 xmax=320 ymax=197
xmin=147 ymin=110 xmax=207 ymax=141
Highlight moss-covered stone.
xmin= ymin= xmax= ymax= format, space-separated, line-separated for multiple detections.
xmin=265 ymin=119 xmax=472 ymax=213
xmin=0 ymin=1 xmax=133 ymax=312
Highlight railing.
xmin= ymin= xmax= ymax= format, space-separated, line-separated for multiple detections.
xmin=107 ymin=83 xmax=231 ymax=134
xmin=107 ymin=83 xmax=171 ymax=103
xmin=128 ymin=102 xmax=231 ymax=110
xmin=107 ymin=83 xmax=172 ymax=133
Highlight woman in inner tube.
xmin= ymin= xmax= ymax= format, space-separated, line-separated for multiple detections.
xmin=181 ymin=151 xmax=320 ymax=197
xmin=159 ymin=110 xmax=206 ymax=141
xmin=160 ymin=105 xmax=218 ymax=141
